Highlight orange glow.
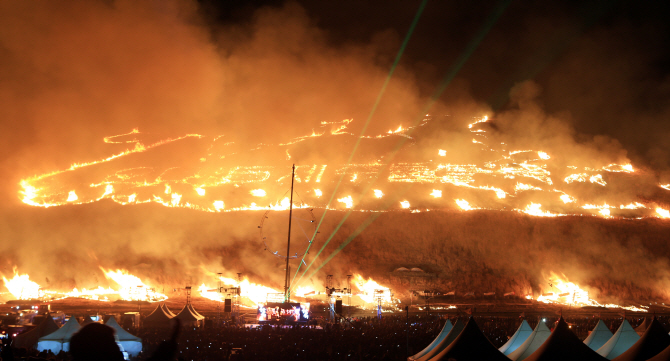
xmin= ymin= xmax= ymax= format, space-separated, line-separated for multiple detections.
xmin=535 ymin=272 xmax=647 ymax=312
xmin=100 ymin=268 xmax=167 ymax=302
xmin=353 ymin=274 xmax=393 ymax=304
xmin=438 ymin=149 xmax=447 ymax=156
xmin=2 ymin=268 xmax=40 ymax=300
xmin=314 ymin=189 xmax=322 ymax=197
xmin=657 ymin=208 xmax=670 ymax=218
xmin=430 ymin=189 xmax=442 ymax=198
xmin=400 ymin=200 xmax=410 ymax=209
xmin=338 ymin=195 xmax=353 ymax=208
xmin=373 ymin=189 xmax=383 ymax=198
xmin=250 ymin=189 xmax=266 ymax=197
xmin=455 ymin=199 xmax=473 ymax=211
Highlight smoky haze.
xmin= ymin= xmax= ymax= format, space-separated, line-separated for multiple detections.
xmin=1 ymin=0 xmax=670 ymax=303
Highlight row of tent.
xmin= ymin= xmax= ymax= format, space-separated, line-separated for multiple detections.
xmin=409 ymin=316 xmax=670 ymax=361
xmin=12 ymin=302 xmax=204 ymax=356
xmin=144 ymin=302 xmax=205 ymax=328
xmin=13 ymin=314 xmax=142 ymax=357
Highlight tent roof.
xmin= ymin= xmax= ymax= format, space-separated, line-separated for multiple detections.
xmin=104 ymin=316 xmax=141 ymax=342
xmin=38 ymin=316 xmax=81 ymax=343
xmin=612 ymin=318 xmax=670 ymax=361
xmin=584 ymin=320 xmax=614 ymax=351
xmin=428 ymin=317 xmax=509 ymax=361
xmin=175 ymin=304 xmax=202 ymax=322
xmin=81 ymin=315 xmax=96 ymax=326
xmin=13 ymin=313 xmax=60 ymax=349
xmin=596 ymin=319 xmax=639 ymax=359
xmin=412 ymin=318 xmax=464 ymax=361
xmin=634 ymin=318 xmax=650 ymax=335
xmin=500 ymin=319 xmax=534 ymax=355
xmin=144 ymin=303 xmax=174 ymax=322
xmin=187 ymin=304 xmax=205 ymax=320
xmin=410 ymin=319 xmax=452 ymax=360
xmin=508 ymin=320 xmax=551 ymax=361
xmin=523 ymin=317 xmax=608 ymax=361
xmin=162 ymin=303 xmax=177 ymax=318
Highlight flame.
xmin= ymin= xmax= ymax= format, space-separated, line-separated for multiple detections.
xmin=2 ymin=268 xmax=41 ymax=300
xmin=560 ymin=194 xmax=574 ymax=203
xmin=18 ymin=118 xmax=656 ymax=221
xmin=660 ymin=184 xmax=670 ymax=191
xmin=353 ymin=274 xmax=393 ymax=304
xmin=455 ymin=199 xmax=473 ymax=210
xmin=430 ymin=189 xmax=442 ymax=198
xmin=100 ymin=268 xmax=167 ymax=302
xmin=199 ymin=276 xmax=280 ymax=306
xmin=67 ymin=190 xmax=78 ymax=202
xmin=250 ymin=189 xmax=266 ymax=197
xmin=338 ymin=195 xmax=353 ymax=208
xmin=213 ymin=200 xmax=225 ymax=211
xmin=294 ymin=285 xmax=316 ymax=298
xmin=2 ymin=267 xmax=165 ymax=302
xmin=535 ymin=272 xmax=647 ymax=312
xmin=400 ymin=200 xmax=410 ymax=209
xmin=373 ymin=189 xmax=384 ymax=198
xmin=657 ymin=208 xmax=670 ymax=218
xmin=523 ymin=203 xmax=557 ymax=217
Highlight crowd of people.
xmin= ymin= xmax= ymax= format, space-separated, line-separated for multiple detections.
xmin=2 ymin=313 xmax=669 ymax=361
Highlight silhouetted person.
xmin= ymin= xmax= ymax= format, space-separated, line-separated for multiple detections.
xmin=70 ymin=323 xmax=123 ymax=361
xmin=147 ymin=318 xmax=180 ymax=361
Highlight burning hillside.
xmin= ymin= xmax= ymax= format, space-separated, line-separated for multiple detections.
xmin=1 ymin=0 xmax=670 ymax=313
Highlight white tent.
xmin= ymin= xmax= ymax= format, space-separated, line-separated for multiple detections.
xmin=36 ymin=316 xmax=81 ymax=353
xmin=500 ymin=319 xmax=533 ymax=355
xmin=596 ymin=319 xmax=639 ymax=359
xmin=409 ymin=319 xmax=453 ymax=360
xmin=105 ymin=316 xmax=142 ymax=357
xmin=584 ymin=320 xmax=613 ymax=351
xmin=507 ymin=320 xmax=551 ymax=361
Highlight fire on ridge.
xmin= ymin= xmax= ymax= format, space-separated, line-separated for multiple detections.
xmin=17 ymin=116 xmax=670 ymax=219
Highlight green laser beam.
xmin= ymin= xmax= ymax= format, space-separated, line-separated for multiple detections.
xmin=295 ymin=0 xmax=511 ymax=283
xmin=288 ymin=0 xmax=429 ymax=294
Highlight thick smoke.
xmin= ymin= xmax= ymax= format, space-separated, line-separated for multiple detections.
xmin=1 ymin=0 xmax=670 ymax=304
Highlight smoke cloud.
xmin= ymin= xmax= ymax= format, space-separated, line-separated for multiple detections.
xmin=1 ymin=0 xmax=670 ymax=305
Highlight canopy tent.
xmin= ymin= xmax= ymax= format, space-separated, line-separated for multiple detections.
xmin=187 ymin=303 xmax=205 ymax=320
xmin=500 ymin=319 xmax=533 ymax=355
xmin=584 ymin=320 xmax=614 ymax=350
xmin=409 ymin=319 xmax=453 ymax=360
xmin=596 ymin=320 xmax=640 ymax=359
xmin=175 ymin=304 xmax=205 ymax=328
xmin=426 ymin=317 xmax=509 ymax=361
xmin=523 ymin=317 xmax=608 ymax=361
xmin=105 ymin=316 xmax=142 ymax=357
xmin=81 ymin=315 xmax=96 ymax=326
xmin=634 ymin=318 xmax=650 ymax=336
xmin=163 ymin=303 xmax=177 ymax=318
xmin=36 ymin=316 xmax=81 ymax=353
xmin=143 ymin=303 xmax=174 ymax=328
xmin=13 ymin=313 xmax=59 ymax=349
xmin=508 ymin=319 xmax=551 ymax=361
xmin=411 ymin=318 xmax=464 ymax=361
xmin=612 ymin=318 xmax=670 ymax=361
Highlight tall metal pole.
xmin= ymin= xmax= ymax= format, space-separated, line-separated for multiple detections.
xmin=284 ymin=164 xmax=295 ymax=302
